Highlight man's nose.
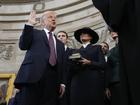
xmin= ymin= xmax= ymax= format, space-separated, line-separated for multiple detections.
xmin=52 ymin=17 xmax=56 ymax=21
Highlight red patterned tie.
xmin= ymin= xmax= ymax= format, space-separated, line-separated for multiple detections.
xmin=48 ymin=32 xmax=56 ymax=66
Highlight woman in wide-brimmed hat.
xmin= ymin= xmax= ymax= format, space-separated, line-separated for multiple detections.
xmin=74 ymin=27 xmax=99 ymax=44
xmin=70 ymin=27 xmax=106 ymax=105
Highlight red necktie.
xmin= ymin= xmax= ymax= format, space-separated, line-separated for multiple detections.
xmin=48 ymin=32 xmax=56 ymax=66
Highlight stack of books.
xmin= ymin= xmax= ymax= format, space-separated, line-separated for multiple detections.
xmin=69 ymin=53 xmax=82 ymax=60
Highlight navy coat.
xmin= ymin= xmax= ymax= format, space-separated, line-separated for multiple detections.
xmin=14 ymin=24 xmax=65 ymax=87
xmin=70 ymin=44 xmax=106 ymax=105
xmin=14 ymin=25 xmax=65 ymax=105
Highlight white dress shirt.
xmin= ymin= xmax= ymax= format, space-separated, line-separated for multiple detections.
xmin=82 ymin=42 xmax=90 ymax=48
xmin=44 ymin=28 xmax=57 ymax=56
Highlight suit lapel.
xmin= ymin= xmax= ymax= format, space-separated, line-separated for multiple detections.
xmin=65 ymin=47 xmax=69 ymax=53
xmin=65 ymin=47 xmax=70 ymax=58
xmin=56 ymin=39 xmax=60 ymax=61
xmin=80 ymin=44 xmax=92 ymax=59
xmin=42 ymin=30 xmax=49 ymax=46
xmin=56 ymin=39 xmax=65 ymax=63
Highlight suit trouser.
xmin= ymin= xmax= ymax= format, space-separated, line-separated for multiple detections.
xmin=110 ymin=83 xmax=120 ymax=105
xmin=15 ymin=65 xmax=59 ymax=105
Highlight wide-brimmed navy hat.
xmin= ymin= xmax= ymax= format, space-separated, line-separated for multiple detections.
xmin=74 ymin=27 xmax=99 ymax=44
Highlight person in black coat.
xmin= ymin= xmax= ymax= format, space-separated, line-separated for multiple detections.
xmin=92 ymin=0 xmax=140 ymax=105
xmin=14 ymin=10 xmax=65 ymax=105
xmin=100 ymin=42 xmax=111 ymax=105
xmin=69 ymin=27 xmax=106 ymax=105
xmin=56 ymin=31 xmax=74 ymax=105
xmin=100 ymin=42 xmax=110 ymax=91
xmin=107 ymin=31 xmax=120 ymax=105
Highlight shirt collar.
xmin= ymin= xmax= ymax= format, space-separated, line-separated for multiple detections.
xmin=82 ymin=42 xmax=90 ymax=48
xmin=65 ymin=45 xmax=68 ymax=51
xmin=44 ymin=28 xmax=49 ymax=33
xmin=44 ymin=28 xmax=54 ymax=38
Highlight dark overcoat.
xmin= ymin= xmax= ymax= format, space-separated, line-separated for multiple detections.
xmin=70 ymin=44 xmax=106 ymax=105
xmin=92 ymin=0 xmax=140 ymax=105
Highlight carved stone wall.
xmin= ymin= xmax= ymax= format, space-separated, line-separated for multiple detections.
xmin=0 ymin=0 xmax=115 ymax=73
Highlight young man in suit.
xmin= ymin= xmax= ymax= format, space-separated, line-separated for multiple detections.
xmin=107 ymin=31 xmax=120 ymax=105
xmin=14 ymin=10 xmax=65 ymax=105
xmin=56 ymin=31 xmax=73 ymax=105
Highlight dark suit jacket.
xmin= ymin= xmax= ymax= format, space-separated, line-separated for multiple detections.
xmin=64 ymin=48 xmax=74 ymax=83
xmin=60 ymin=47 xmax=74 ymax=105
xmin=107 ymin=45 xmax=120 ymax=83
xmin=14 ymin=25 xmax=65 ymax=88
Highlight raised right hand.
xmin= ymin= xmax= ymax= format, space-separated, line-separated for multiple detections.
xmin=28 ymin=10 xmax=38 ymax=25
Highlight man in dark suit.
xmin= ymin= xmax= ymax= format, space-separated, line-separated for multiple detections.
xmin=92 ymin=0 xmax=140 ymax=105
xmin=106 ymin=32 xmax=120 ymax=105
xmin=14 ymin=10 xmax=65 ymax=105
xmin=56 ymin=31 xmax=74 ymax=105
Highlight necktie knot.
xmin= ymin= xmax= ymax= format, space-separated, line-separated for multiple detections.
xmin=48 ymin=31 xmax=52 ymax=36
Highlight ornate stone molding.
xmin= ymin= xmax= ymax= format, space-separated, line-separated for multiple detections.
xmin=0 ymin=0 xmax=46 ymax=4
xmin=0 ymin=40 xmax=16 ymax=62
xmin=0 ymin=0 xmax=114 ymax=73
xmin=33 ymin=1 xmax=45 ymax=11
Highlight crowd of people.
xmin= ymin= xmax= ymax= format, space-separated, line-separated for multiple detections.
xmin=1 ymin=9 xmax=120 ymax=105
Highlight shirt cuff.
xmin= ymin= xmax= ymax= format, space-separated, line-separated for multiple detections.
xmin=26 ymin=23 xmax=34 ymax=26
xmin=60 ymin=84 xmax=66 ymax=87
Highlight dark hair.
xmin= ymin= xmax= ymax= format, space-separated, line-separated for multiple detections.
xmin=57 ymin=31 xmax=68 ymax=38
xmin=108 ymin=26 xmax=114 ymax=33
xmin=101 ymin=41 xmax=109 ymax=49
